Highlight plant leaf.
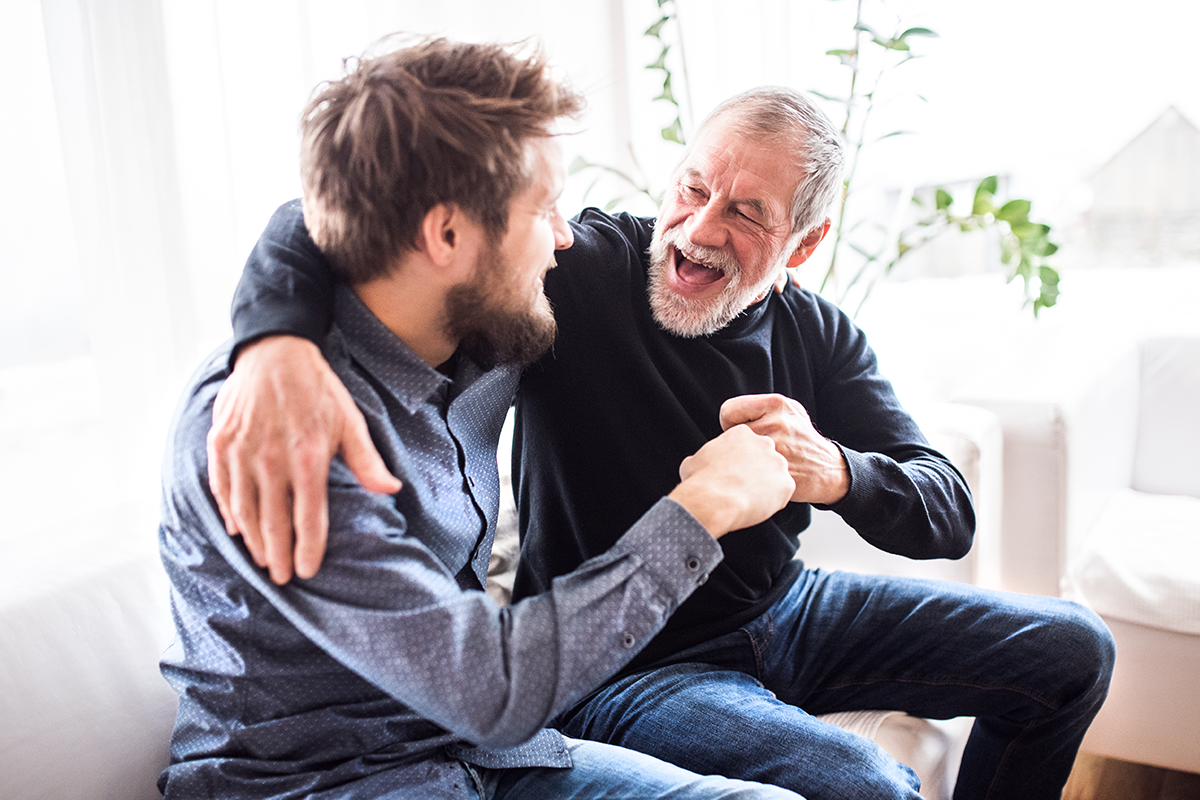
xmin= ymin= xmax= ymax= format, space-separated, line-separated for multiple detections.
xmin=654 ymin=74 xmax=676 ymax=104
xmin=1011 ymin=222 xmax=1051 ymax=241
xmin=809 ymin=90 xmax=852 ymax=106
xmin=849 ymin=241 xmax=880 ymax=259
xmin=826 ymin=48 xmax=857 ymax=67
xmin=972 ymin=176 xmax=999 ymax=215
xmin=899 ymin=26 xmax=938 ymax=39
xmin=645 ymin=16 xmax=669 ymax=37
xmin=935 ymin=188 xmax=953 ymax=210
xmin=996 ymin=199 xmax=1031 ymax=224
xmin=647 ymin=45 xmax=669 ymax=71
xmin=661 ymin=117 xmax=685 ymax=145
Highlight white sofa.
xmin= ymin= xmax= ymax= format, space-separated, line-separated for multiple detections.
xmin=0 ymin=530 xmax=176 ymax=800
xmin=959 ymin=336 xmax=1200 ymax=774
xmin=0 ymin=401 xmax=997 ymax=800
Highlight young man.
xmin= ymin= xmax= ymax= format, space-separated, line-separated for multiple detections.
xmin=157 ymin=37 xmax=800 ymax=800
xmin=210 ymin=86 xmax=1115 ymax=799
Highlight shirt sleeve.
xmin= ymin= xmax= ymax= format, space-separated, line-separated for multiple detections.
xmin=229 ymin=200 xmax=336 ymax=364
xmin=281 ymin=487 xmax=717 ymax=748
xmin=164 ymin=372 xmax=722 ymax=749
xmin=804 ymin=294 xmax=976 ymax=560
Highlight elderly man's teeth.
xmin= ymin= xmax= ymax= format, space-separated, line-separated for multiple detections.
xmin=676 ymin=255 xmax=725 ymax=286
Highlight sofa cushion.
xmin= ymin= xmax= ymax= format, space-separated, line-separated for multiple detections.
xmin=0 ymin=545 xmax=176 ymax=800
xmin=1133 ymin=337 xmax=1200 ymax=499
xmin=1069 ymin=488 xmax=1200 ymax=634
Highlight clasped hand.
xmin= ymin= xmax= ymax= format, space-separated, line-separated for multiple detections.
xmin=719 ymin=394 xmax=850 ymax=506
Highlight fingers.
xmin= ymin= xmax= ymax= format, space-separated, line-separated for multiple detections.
xmin=207 ymin=427 xmax=237 ymax=536
xmin=771 ymin=268 xmax=803 ymax=295
xmin=204 ymin=335 xmax=399 ymax=584
xmin=670 ymin=424 xmax=795 ymax=538
xmin=773 ymin=269 xmax=789 ymax=295
xmin=257 ymin=469 xmax=295 ymax=584
xmin=227 ymin=455 xmax=267 ymax=569
xmin=719 ymin=393 xmax=789 ymax=431
xmin=291 ymin=450 xmax=331 ymax=581
xmin=338 ymin=382 xmax=402 ymax=496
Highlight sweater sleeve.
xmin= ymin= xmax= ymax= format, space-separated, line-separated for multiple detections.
xmin=806 ymin=295 xmax=975 ymax=560
xmin=229 ymin=200 xmax=336 ymax=364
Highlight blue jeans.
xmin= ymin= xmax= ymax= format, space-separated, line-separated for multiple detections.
xmin=469 ymin=736 xmax=802 ymax=799
xmin=557 ymin=569 xmax=1115 ymax=800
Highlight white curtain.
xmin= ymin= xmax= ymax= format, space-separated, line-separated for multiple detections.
xmin=12 ymin=0 xmax=1195 ymax=556
xmin=2 ymin=0 xmax=645 ymax=554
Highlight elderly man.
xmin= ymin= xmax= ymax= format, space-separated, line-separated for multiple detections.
xmin=158 ymin=36 xmax=801 ymax=800
xmin=212 ymin=85 xmax=1114 ymax=799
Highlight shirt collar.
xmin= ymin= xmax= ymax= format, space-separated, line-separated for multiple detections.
xmin=331 ymin=284 xmax=460 ymax=415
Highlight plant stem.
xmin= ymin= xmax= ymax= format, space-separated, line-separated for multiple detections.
xmin=821 ymin=0 xmax=865 ymax=297
xmin=671 ymin=1 xmax=695 ymax=136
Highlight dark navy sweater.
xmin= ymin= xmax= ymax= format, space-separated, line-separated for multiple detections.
xmin=232 ymin=203 xmax=975 ymax=672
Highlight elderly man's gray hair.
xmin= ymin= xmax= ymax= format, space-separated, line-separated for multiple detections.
xmin=698 ymin=86 xmax=845 ymax=239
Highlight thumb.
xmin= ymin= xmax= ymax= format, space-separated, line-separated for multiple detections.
xmin=719 ymin=394 xmax=775 ymax=431
xmin=339 ymin=400 xmax=402 ymax=495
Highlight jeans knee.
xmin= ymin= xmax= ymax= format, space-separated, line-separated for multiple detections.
xmin=1058 ymin=601 xmax=1116 ymax=698
xmin=818 ymin=737 xmax=922 ymax=800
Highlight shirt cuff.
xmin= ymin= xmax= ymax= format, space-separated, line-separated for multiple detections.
xmin=615 ymin=497 xmax=724 ymax=603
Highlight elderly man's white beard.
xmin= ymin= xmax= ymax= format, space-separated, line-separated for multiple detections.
xmin=646 ymin=224 xmax=784 ymax=338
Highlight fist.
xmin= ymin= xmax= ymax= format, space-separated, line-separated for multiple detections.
xmin=672 ymin=425 xmax=795 ymax=539
xmin=719 ymin=394 xmax=849 ymax=505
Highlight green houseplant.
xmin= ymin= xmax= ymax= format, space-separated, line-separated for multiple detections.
xmin=571 ymin=0 xmax=1061 ymax=316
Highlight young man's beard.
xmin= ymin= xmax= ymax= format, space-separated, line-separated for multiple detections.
xmin=443 ymin=247 xmax=557 ymax=369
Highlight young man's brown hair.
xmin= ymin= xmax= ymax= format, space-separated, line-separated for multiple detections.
xmin=300 ymin=34 xmax=584 ymax=284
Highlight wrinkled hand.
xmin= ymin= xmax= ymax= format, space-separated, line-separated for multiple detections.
xmin=207 ymin=336 xmax=401 ymax=583
xmin=719 ymin=394 xmax=849 ymax=505
xmin=669 ymin=425 xmax=795 ymax=539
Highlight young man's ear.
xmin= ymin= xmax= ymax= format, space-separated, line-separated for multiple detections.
xmin=419 ymin=203 xmax=461 ymax=265
xmin=785 ymin=218 xmax=832 ymax=269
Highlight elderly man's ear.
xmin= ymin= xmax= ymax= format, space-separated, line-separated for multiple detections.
xmin=785 ymin=218 xmax=832 ymax=269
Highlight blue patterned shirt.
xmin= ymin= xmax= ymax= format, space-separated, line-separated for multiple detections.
xmin=157 ymin=284 xmax=721 ymax=799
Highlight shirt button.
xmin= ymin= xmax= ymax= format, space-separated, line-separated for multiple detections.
xmin=622 ymin=633 xmax=636 ymax=648
xmin=685 ymin=556 xmax=701 ymax=572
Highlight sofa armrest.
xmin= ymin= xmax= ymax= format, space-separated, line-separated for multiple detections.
xmin=956 ymin=342 xmax=1140 ymax=596
xmin=798 ymin=401 xmax=1002 ymax=587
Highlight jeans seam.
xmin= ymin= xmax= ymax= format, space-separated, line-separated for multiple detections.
xmin=816 ymin=674 xmax=1063 ymax=713
xmin=459 ymin=761 xmax=487 ymax=799
xmin=982 ymin=719 xmax=1036 ymax=800
xmin=742 ymin=612 xmax=773 ymax=682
